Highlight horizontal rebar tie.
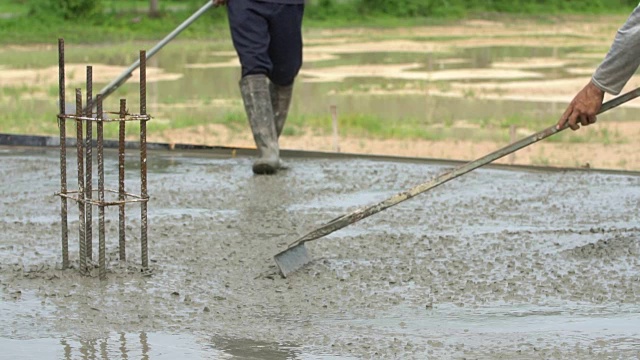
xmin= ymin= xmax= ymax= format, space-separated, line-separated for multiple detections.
xmin=57 ymin=190 xmax=149 ymax=206
xmin=57 ymin=114 xmax=152 ymax=122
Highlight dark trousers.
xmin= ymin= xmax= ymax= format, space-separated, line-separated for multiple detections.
xmin=227 ymin=0 xmax=304 ymax=86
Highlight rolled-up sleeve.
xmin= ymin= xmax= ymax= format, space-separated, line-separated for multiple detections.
xmin=592 ymin=5 xmax=640 ymax=95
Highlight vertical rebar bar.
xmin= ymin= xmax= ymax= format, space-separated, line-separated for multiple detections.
xmin=58 ymin=38 xmax=69 ymax=269
xmin=85 ymin=66 xmax=93 ymax=261
xmin=76 ymin=88 xmax=86 ymax=273
xmin=118 ymin=99 xmax=127 ymax=262
xmin=97 ymin=95 xmax=106 ymax=280
xmin=139 ymin=50 xmax=149 ymax=269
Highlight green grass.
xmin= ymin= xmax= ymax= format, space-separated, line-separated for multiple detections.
xmin=0 ymin=2 xmax=27 ymax=14
xmin=0 ymin=3 xmax=230 ymax=44
xmin=446 ymin=112 xmax=630 ymax=145
xmin=1 ymin=85 xmax=41 ymax=99
xmin=1 ymin=84 xmax=630 ymax=147
xmin=103 ymin=0 xmax=190 ymax=13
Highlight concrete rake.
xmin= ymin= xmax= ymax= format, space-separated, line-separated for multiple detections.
xmin=274 ymin=87 xmax=640 ymax=277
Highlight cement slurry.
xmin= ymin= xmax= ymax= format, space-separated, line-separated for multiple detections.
xmin=1 ymin=147 xmax=639 ymax=359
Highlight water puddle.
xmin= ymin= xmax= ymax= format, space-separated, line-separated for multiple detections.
xmin=0 ymin=333 xmax=353 ymax=360
xmin=327 ymin=302 xmax=640 ymax=351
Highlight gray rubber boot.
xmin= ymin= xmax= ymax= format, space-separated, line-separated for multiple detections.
xmin=270 ymin=81 xmax=294 ymax=170
xmin=269 ymin=81 xmax=294 ymax=138
xmin=240 ymin=74 xmax=280 ymax=175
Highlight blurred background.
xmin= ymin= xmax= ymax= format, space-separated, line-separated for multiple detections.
xmin=2 ymin=0 xmax=640 ymax=169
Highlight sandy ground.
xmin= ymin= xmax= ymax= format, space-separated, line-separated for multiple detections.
xmin=0 ymin=64 xmax=182 ymax=87
xmin=1 ymin=147 xmax=639 ymax=359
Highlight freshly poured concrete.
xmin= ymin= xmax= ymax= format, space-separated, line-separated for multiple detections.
xmin=1 ymin=147 xmax=639 ymax=359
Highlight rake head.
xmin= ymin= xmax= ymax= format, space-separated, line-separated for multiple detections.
xmin=273 ymin=242 xmax=311 ymax=278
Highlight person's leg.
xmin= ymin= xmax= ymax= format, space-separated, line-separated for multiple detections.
xmin=227 ymin=0 xmax=273 ymax=77
xmin=269 ymin=81 xmax=292 ymax=139
xmin=266 ymin=4 xmax=304 ymax=138
xmin=239 ymin=74 xmax=279 ymax=174
xmin=227 ymin=0 xmax=279 ymax=174
xmin=266 ymin=3 xmax=304 ymax=87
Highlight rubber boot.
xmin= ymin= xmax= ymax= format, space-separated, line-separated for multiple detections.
xmin=240 ymin=74 xmax=280 ymax=175
xmin=270 ymin=81 xmax=294 ymax=170
xmin=270 ymin=81 xmax=294 ymax=138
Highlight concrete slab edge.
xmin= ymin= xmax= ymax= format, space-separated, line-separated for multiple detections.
xmin=1 ymin=133 xmax=639 ymax=177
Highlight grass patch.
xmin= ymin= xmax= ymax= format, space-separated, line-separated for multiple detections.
xmin=554 ymin=127 xmax=626 ymax=145
xmin=0 ymin=1 xmax=27 ymax=14
xmin=1 ymin=85 xmax=41 ymax=99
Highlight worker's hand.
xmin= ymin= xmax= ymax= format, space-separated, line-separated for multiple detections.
xmin=557 ymin=81 xmax=604 ymax=131
xmin=213 ymin=0 xmax=227 ymax=6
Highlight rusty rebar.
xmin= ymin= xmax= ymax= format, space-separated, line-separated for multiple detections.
xmin=58 ymin=114 xmax=148 ymax=122
xmin=58 ymin=38 xmax=69 ymax=269
xmin=140 ymin=50 xmax=149 ymax=269
xmin=118 ymin=99 xmax=126 ymax=262
xmin=85 ymin=66 xmax=93 ymax=261
xmin=59 ymin=190 xmax=147 ymax=206
xmin=76 ymin=88 xmax=86 ymax=273
xmin=97 ymin=95 xmax=106 ymax=280
xmin=56 ymin=40 xmax=153 ymax=278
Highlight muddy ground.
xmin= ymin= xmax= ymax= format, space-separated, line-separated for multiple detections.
xmin=1 ymin=146 xmax=639 ymax=359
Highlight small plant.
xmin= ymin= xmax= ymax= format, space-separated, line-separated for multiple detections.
xmin=443 ymin=116 xmax=454 ymax=128
xmin=281 ymin=126 xmax=301 ymax=137
xmin=462 ymin=89 xmax=476 ymax=99
xmin=617 ymin=158 xmax=628 ymax=168
xmin=599 ymin=128 xmax=611 ymax=145
xmin=1 ymin=85 xmax=32 ymax=99
xmin=435 ymin=81 xmax=452 ymax=92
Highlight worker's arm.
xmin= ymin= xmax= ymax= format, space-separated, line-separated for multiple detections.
xmin=592 ymin=5 xmax=640 ymax=95
xmin=558 ymin=5 xmax=640 ymax=130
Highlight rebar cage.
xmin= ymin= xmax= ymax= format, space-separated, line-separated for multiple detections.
xmin=56 ymin=38 xmax=151 ymax=280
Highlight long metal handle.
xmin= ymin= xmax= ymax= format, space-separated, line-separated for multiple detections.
xmin=288 ymin=87 xmax=640 ymax=248
xmin=92 ymin=1 xmax=216 ymax=106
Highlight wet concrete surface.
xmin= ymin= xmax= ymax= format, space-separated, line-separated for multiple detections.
xmin=1 ymin=146 xmax=639 ymax=359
